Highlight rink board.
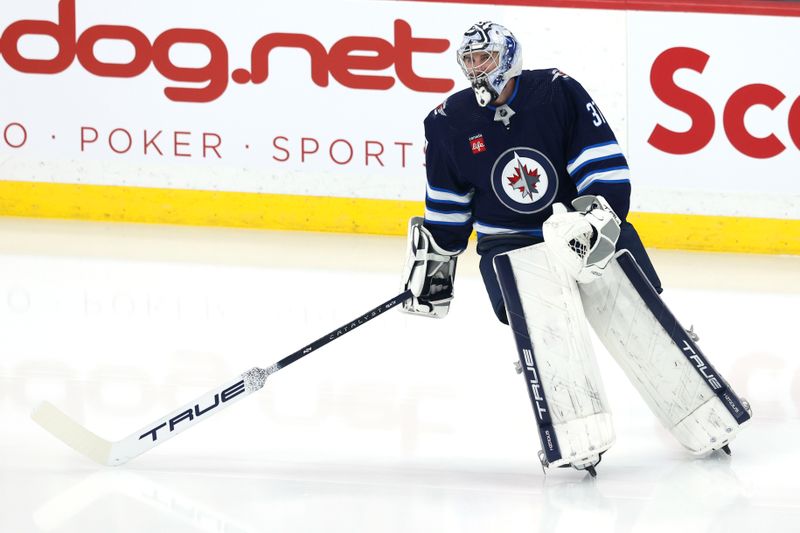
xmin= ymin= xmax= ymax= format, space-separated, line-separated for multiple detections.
xmin=0 ymin=180 xmax=797 ymax=254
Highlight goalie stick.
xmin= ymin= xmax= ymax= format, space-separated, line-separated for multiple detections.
xmin=31 ymin=289 xmax=413 ymax=466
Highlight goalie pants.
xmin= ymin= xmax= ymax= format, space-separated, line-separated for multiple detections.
xmin=477 ymin=222 xmax=661 ymax=324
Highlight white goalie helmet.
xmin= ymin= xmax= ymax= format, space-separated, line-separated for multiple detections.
xmin=456 ymin=21 xmax=522 ymax=107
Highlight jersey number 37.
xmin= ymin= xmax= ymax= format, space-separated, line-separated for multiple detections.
xmin=586 ymin=101 xmax=607 ymax=127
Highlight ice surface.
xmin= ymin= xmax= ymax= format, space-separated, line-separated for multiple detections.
xmin=1 ymin=218 xmax=798 ymax=532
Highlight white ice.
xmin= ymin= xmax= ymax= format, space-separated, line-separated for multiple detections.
xmin=1 ymin=218 xmax=799 ymax=533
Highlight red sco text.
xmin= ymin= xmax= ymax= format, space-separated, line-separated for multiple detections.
xmin=649 ymin=46 xmax=800 ymax=159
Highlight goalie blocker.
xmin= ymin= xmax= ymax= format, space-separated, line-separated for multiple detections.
xmin=400 ymin=216 xmax=461 ymax=318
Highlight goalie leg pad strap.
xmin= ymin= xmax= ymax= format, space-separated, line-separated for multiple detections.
xmin=494 ymin=244 xmax=615 ymax=469
xmin=579 ymin=250 xmax=751 ymax=454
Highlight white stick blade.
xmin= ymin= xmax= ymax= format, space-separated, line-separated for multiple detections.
xmin=31 ymin=401 xmax=114 ymax=466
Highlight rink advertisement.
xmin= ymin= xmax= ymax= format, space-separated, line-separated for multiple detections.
xmin=0 ymin=1 xmax=457 ymax=196
xmin=626 ymin=10 xmax=800 ymax=223
xmin=0 ymin=0 xmax=798 ymax=253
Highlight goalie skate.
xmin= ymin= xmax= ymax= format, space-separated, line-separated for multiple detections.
xmin=494 ymin=244 xmax=614 ymax=474
xmin=579 ymin=250 xmax=752 ymax=455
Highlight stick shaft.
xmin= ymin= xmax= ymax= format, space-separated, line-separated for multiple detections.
xmin=269 ymin=289 xmax=413 ymax=373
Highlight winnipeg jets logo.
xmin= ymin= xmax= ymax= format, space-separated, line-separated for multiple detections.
xmin=507 ymin=152 xmax=540 ymax=199
xmin=491 ymin=147 xmax=559 ymax=214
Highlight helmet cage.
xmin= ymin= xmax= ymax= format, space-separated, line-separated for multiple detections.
xmin=458 ymin=48 xmax=501 ymax=82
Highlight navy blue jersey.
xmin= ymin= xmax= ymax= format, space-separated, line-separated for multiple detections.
xmin=422 ymin=69 xmax=632 ymax=253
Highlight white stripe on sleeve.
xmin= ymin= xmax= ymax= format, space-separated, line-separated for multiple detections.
xmin=426 ymin=183 xmax=474 ymax=205
xmin=424 ymin=208 xmax=471 ymax=224
xmin=567 ymin=142 xmax=623 ymax=176
xmin=576 ymin=167 xmax=631 ymax=193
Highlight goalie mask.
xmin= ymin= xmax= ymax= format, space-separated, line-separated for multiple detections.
xmin=457 ymin=21 xmax=522 ymax=107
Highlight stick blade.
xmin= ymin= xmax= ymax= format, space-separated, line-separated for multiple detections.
xmin=31 ymin=401 xmax=115 ymax=466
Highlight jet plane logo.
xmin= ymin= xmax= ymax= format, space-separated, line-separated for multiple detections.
xmin=491 ymin=147 xmax=559 ymax=214
xmin=507 ymin=152 xmax=541 ymax=199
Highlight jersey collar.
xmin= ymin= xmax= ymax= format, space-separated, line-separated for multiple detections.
xmin=487 ymin=76 xmax=520 ymax=112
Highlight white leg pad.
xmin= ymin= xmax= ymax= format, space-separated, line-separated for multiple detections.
xmin=579 ymin=250 xmax=751 ymax=455
xmin=494 ymin=243 xmax=615 ymax=469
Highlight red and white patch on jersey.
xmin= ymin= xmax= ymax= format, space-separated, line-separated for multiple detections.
xmin=433 ymin=98 xmax=448 ymax=117
xmin=469 ymin=134 xmax=486 ymax=154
